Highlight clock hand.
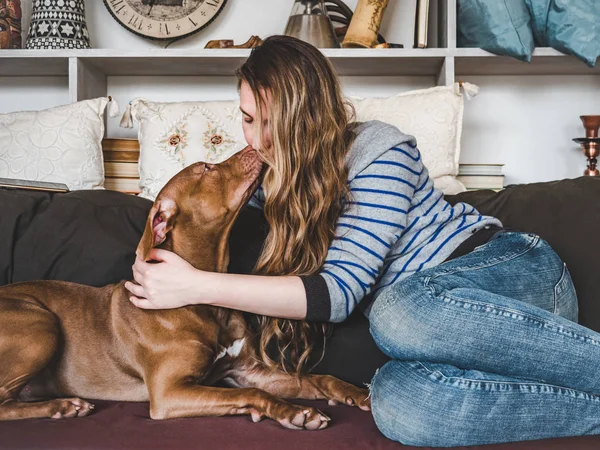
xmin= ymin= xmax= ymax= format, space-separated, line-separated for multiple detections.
xmin=147 ymin=0 xmax=156 ymax=15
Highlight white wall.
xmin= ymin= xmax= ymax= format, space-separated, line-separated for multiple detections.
xmin=4 ymin=0 xmax=599 ymax=185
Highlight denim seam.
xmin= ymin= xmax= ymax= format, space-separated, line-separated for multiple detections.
xmin=430 ymin=233 xmax=540 ymax=280
xmin=413 ymin=361 xmax=600 ymax=401
xmin=436 ymin=290 xmax=600 ymax=347
xmin=553 ymin=262 xmax=567 ymax=315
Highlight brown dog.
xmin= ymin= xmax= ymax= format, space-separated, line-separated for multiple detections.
xmin=0 ymin=146 xmax=370 ymax=429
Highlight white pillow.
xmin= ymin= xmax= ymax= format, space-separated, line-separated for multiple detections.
xmin=0 ymin=98 xmax=113 ymax=190
xmin=350 ymin=83 xmax=477 ymax=195
xmin=121 ymin=98 xmax=246 ymax=200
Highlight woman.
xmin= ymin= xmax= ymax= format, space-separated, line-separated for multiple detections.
xmin=125 ymin=35 xmax=598 ymax=447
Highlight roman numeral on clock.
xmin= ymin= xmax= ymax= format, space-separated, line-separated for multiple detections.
xmin=160 ymin=23 xmax=170 ymax=35
xmin=206 ymin=0 xmax=220 ymax=7
xmin=128 ymin=14 xmax=140 ymax=28
xmin=189 ymin=17 xmax=198 ymax=27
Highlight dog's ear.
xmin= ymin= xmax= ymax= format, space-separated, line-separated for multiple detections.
xmin=137 ymin=199 xmax=178 ymax=262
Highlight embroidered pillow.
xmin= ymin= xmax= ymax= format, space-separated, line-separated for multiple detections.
xmin=121 ymin=98 xmax=246 ymax=200
xmin=0 ymin=97 xmax=114 ymax=190
xmin=350 ymin=83 xmax=476 ymax=195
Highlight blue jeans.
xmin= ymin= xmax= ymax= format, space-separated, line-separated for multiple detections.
xmin=368 ymin=231 xmax=600 ymax=447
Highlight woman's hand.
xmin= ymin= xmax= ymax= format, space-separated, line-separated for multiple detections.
xmin=125 ymin=248 xmax=203 ymax=310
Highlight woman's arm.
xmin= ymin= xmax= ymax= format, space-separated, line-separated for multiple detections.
xmin=200 ymin=271 xmax=307 ymax=319
xmin=125 ymin=248 xmax=307 ymax=320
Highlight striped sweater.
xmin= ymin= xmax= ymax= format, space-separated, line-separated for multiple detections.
xmin=248 ymin=120 xmax=502 ymax=323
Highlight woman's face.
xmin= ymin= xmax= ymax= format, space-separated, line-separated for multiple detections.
xmin=239 ymin=81 xmax=272 ymax=153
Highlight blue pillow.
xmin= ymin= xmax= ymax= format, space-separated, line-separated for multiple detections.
xmin=458 ymin=0 xmax=535 ymax=62
xmin=525 ymin=0 xmax=600 ymax=67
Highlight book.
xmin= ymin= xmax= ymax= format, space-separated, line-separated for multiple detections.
xmin=414 ymin=0 xmax=430 ymax=48
xmin=104 ymin=161 xmax=140 ymax=179
xmin=102 ymin=138 xmax=140 ymax=163
xmin=427 ymin=0 xmax=438 ymax=48
xmin=0 ymin=177 xmax=69 ymax=193
xmin=458 ymin=164 xmax=505 ymax=177
xmin=104 ymin=177 xmax=141 ymax=194
xmin=457 ymin=175 xmax=504 ymax=190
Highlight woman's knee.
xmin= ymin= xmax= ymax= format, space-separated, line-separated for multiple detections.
xmin=368 ymin=274 xmax=438 ymax=358
xmin=369 ymin=359 xmax=449 ymax=447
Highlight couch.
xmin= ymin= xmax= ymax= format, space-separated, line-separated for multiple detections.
xmin=1 ymin=176 xmax=600 ymax=449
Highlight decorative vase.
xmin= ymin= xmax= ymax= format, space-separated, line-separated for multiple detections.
xmin=25 ymin=0 xmax=90 ymax=49
xmin=0 ymin=0 xmax=22 ymax=49
xmin=284 ymin=0 xmax=340 ymax=48
xmin=573 ymin=116 xmax=600 ymax=176
xmin=342 ymin=0 xmax=389 ymax=48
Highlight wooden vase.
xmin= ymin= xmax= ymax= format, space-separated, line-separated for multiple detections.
xmin=342 ymin=0 xmax=389 ymax=49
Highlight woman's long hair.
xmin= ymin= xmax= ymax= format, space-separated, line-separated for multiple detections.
xmin=235 ymin=35 xmax=356 ymax=376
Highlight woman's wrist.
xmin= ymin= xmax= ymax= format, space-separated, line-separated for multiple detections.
xmin=192 ymin=270 xmax=225 ymax=306
xmin=192 ymin=271 xmax=307 ymax=320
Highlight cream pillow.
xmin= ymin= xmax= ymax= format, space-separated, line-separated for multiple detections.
xmin=350 ymin=83 xmax=479 ymax=195
xmin=121 ymin=98 xmax=246 ymax=200
xmin=0 ymin=97 xmax=116 ymax=190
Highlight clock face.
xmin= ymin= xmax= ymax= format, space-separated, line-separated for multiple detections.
xmin=103 ymin=0 xmax=228 ymax=41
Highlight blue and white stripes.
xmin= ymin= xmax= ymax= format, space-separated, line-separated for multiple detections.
xmin=248 ymin=120 xmax=502 ymax=323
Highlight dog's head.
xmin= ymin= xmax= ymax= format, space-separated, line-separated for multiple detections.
xmin=137 ymin=146 xmax=263 ymax=272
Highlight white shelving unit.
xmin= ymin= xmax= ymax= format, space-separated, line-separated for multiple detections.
xmin=0 ymin=0 xmax=597 ymax=103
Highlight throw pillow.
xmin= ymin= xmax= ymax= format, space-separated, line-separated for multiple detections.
xmin=349 ymin=83 xmax=478 ymax=195
xmin=0 ymin=97 xmax=117 ymax=190
xmin=457 ymin=0 xmax=535 ymax=62
xmin=121 ymin=98 xmax=247 ymax=200
xmin=25 ymin=0 xmax=91 ymax=49
xmin=525 ymin=0 xmax=600 ymax=67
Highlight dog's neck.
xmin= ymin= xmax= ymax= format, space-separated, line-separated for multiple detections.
xmin=160 ymin=228 xmax=231 ymax=274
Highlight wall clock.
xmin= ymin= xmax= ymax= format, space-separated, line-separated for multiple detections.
xmin=103 ymin=0 xmax=228 ymax=41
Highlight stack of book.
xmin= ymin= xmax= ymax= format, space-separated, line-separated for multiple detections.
xmin=457 ymin=164 xmax=505 ymax=191
xmin=102 ymin=138 xmax=141 ymax=194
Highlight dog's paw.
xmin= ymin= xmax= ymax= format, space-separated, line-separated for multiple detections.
xmin=327 ymin=384 xmax=371 ymax=411
xmin=49 ymin=398 xmax=95 ymax=419
xmin=270 ymin=402 xmax=330 ymax=431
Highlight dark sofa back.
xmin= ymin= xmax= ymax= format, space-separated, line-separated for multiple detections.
xmin=1 ymin=176 xmax=598 ymax=332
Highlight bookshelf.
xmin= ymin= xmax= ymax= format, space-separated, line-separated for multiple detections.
xmin=0 ymin=0 xmax=597 ymax=191
xmin=1 ymin=46 xmax=597 ymax=105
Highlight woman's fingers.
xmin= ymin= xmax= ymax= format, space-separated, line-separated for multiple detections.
xmin=129 ymin=295 xmax=155 ymax=309
xmin=124 ymin=281 xmax=145 ymax=298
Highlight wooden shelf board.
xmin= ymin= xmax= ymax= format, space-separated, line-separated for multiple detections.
xmin=455 ymin=48 xmax=599 ymax=76
xmin=2 ymin=48 xmax=598 ymax=78
xmin=0 ymin=48 xmax=449 ymax=77
xmin=0 ymin=50 xmax=70 ymax=76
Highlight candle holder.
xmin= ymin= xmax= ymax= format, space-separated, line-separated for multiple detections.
xmin=573 ymin=116 xmax=600 ymax=176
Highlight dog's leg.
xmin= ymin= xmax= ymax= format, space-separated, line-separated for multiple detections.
xmin=230 ymin=364 xmax=371 ymax=411
xmin=145 ymin=353 xmax=331 ymax=430
xmin=0 ymin=299 xmax=94 ymax=420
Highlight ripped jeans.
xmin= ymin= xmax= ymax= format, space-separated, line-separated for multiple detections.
xmin=367 ymin=231 xmax=600 ymax=447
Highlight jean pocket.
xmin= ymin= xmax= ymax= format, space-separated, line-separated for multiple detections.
xmin=554 ymin=263 xmax=578 ymax=323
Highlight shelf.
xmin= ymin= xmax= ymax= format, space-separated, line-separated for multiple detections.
xmin=455 ymin=48 xmax=599 ymax=76
xmin=0 ymin=50 xmax=70 ymax=76
xmin=0 ymin=48 xmax=449 ymax=77
xmin=1 ymin=47 xmax=598 ymax=83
